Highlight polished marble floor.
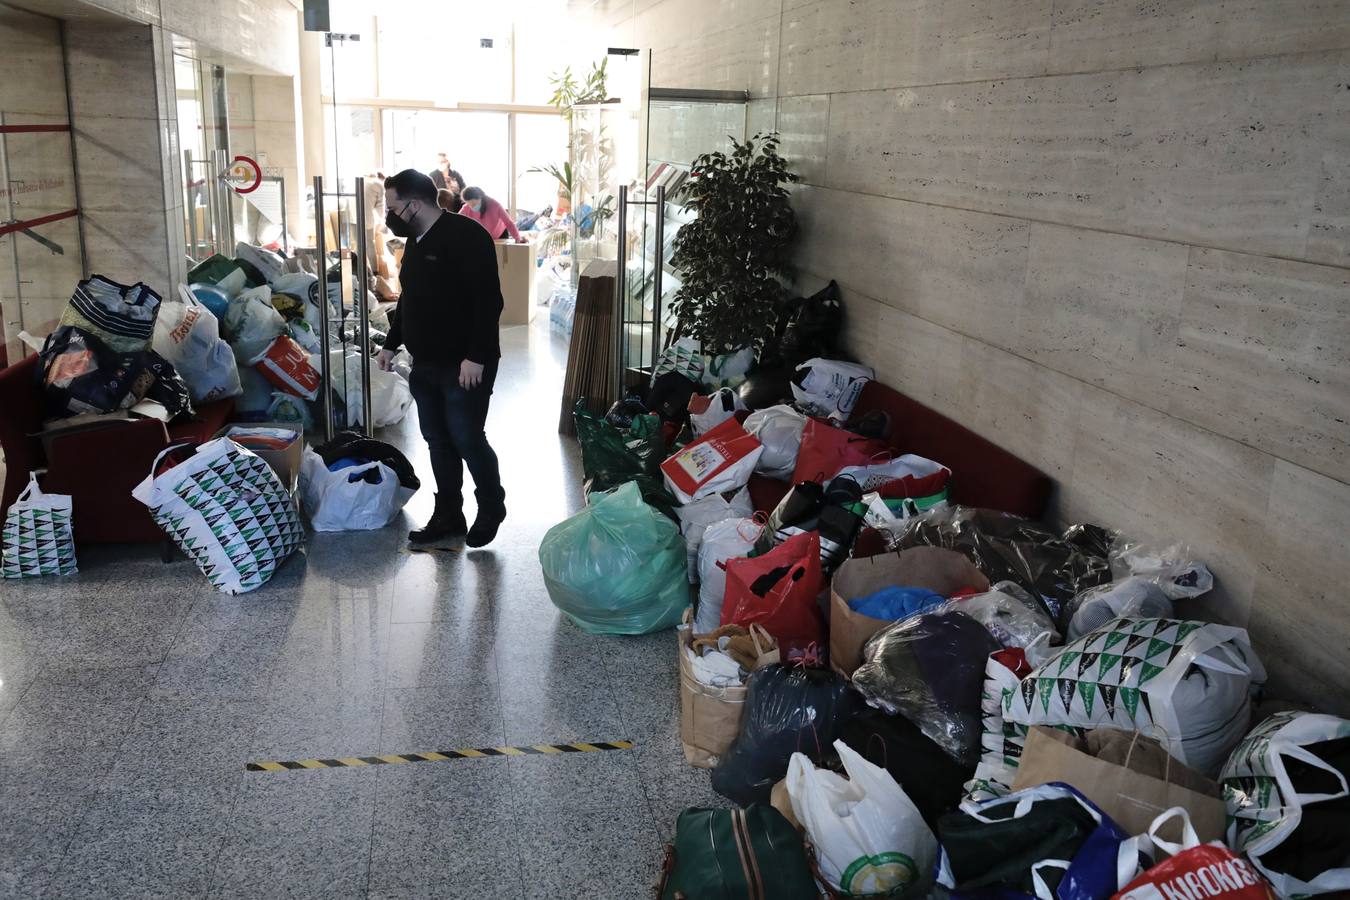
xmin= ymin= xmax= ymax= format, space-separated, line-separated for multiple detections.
xmin=0 ymin=318 xmax=724 ymax=898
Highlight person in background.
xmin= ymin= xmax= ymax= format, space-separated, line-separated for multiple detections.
xmin=459 ymin=186 xmax=522 ymax=242
xmin=437 ymin=188 xmax=463 ymax=213
xmin=377 ymin=169 xmax=507 ymax=549
xmin=430 ymin=153 xmax=464 ymax=194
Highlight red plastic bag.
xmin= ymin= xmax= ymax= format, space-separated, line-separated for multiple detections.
xmin=253 ymin=334 xmax=320 ymax=400
xmin=660 ymin=416 xmax=764 ymax=503
xmin=1114 ymin=809 xmax=1278 ymax=900
xmin=792 ymin=417 xmax=890 ymax=484
xmin=721 ymin=530 xmax=826 ymax=656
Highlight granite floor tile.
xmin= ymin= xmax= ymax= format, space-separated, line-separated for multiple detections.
xmin=150 ymin=624 xmax=288 ymax=700
xmin=208 ymin=768 xmax=378 ymax=900
xmin=512 ymin=806 xmax=664 ymax=900
xmin=501 ymin=674 xmax=626 ymax=747
xmin=46 ymin=784 xmax=237 ymax=900
xmin=368 ymin=759 xmax=523 ymax=899
xmin=105 ymin=698 xmax=259 ymax=795
xmin=379 ymin=684 xmax=505 ymax=754
xmin=507 ymin=746 xmax=644 ymax=817
xmin=250 ymin=688 xmax=385 ymax=762
xmin=599 ymin=630 xmax=683 ymax=678
xmin=385 ymin=620 xmax=502 ymax=689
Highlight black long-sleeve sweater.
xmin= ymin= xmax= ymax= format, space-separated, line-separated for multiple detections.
xmin=384 ymin=212 xmax=503 ymax=366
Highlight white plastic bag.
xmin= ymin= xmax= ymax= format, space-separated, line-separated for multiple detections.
xmin=743 ymin=404 xmax=806 ymax=481
xmin=223 ymin=285 xmax=285 ymax=364
xmin=829 ymin=453 xmax=950 ymax=494
xmin=152 ymin=286 xmax=243 ymax=403
xmin=675 ymin=486 xmax=753 ymax=582
xmin=1 ymin=473 xmax=77 ymax=578
xmin=790 ymin=358 xmax=874 ymax=420
xmin=704 ymin=346 xmax=754 ymax=389
xmin=1110 ymin=540 xmax=1214 ymax=600
xmin=235 ymin=241 xmax=287 ymax=286
xmin=694 ymin=517 xmax=759 ymax=633
xmin=689 ymin=387 xmax=746 ymax=437
xmin=1221 ymin=710 xmax=1350 ymax=897
xmin=652 ymin=336 xmax=703 ymax=384
xmin=787 ymin=739 xmax=937 ymax=896
xmin=299 ymin=448 xmax=415 ymax=532
xmin=370 ymin=366 xmax=412 ymax=427
xmin=132 ymin=439 xmax=303 ymax=594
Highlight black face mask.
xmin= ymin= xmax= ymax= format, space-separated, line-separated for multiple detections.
xmin=385 ymin=202 xmax=416 ymax=238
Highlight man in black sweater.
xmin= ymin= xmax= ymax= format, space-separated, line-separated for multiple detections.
xmin=377 ymin=169 xmax=506 ymax=548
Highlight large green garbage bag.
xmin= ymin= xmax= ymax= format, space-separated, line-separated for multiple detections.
xmin=539 ymin=481 xmax=690 ymax=635
xmin=187 ymin=254 xmax=248 ymax=294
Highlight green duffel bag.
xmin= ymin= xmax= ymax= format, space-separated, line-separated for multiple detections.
xmin=659 ymin=805 xmax=820 ymax=900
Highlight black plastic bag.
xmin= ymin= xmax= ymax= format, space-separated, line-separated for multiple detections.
xmin=604 ymin=393 xmax=649 ymax=430
xmin=315 ymin=430 xmax=421 ymax=490
xmin=895 ymin=506 xmax=1112 ymax=624
xmin=737 ymin=366 xmax=794 ymax=410
xmin=851 ymin=608 xmax=1000 ymax=768
xmin=646 ymin=371 xmax=700 ymax=423
xmin=777 ymin=280 xmax=843 ymax=368
xmin=839 ymin=707 xmax=973 ymax=832
xmin=141 ymin=350 xmax=195 ymax=421
xmin=711 ymin=664 xmax=857 ymax=806
xmin=584 ymin=473 xmax=680 ymax=522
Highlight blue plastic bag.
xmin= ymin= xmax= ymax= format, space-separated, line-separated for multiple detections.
xmin=848 ymin=586 xmax=945 ymax=621
xmin=539 ymin=481 xmax=690 ymax=635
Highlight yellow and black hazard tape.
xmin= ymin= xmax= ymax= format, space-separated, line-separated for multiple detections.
xmin=245 ymin=739 xmax=635 ymax=772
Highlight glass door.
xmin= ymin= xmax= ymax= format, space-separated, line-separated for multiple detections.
xmin=176 ymin=53 xmax=233 ymax=264
xmin=0 ymin=4 xmax=84 ymax=366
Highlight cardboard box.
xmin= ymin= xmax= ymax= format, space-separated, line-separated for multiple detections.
xmin=495 ymin=239 xmax=537 ymax=327
xmin=214 ymin=422 xmax=304 ymax=493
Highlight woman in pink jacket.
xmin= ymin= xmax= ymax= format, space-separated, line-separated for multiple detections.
xmin=459 ymin=186 xmax=522 ymax=242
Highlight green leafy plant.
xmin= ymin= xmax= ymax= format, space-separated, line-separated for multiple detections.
xmin=528 ymin=161 xmax=573 ymax=199
xmin=669 ymin=133 xmax=799 ymax=355
xmin=546 ymin=58 xmax=609 ymax=124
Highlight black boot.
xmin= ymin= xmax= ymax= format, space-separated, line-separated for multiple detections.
xmin=465 ymin=502 xmax=506 ymax=548
xmin=409 ymin=494 xmax=467 ymax=549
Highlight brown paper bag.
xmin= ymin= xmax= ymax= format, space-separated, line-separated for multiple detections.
xmin=678 ymin=612 xmax=779 ymax=768
xmin=828 ymin=547 xmax=990 ymax=675
xmin=770 ymin=778 xmax=802 ymax=831
xmin=1013 ymin=726 xmax=1227 ymax=843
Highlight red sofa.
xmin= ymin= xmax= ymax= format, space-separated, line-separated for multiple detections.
xmin=746 ymin=379 xmax=1052 ymax=522
xmin=0 ymin=354 xmax=234 ymax=544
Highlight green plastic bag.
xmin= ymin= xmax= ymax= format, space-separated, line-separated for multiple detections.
xmin=539 ymin=481 xmax=690 ymax=635
xmin=574 ymin=400 xmax=663 ymax=485
xmin=187 ymin=254 xmax=246 ymax=290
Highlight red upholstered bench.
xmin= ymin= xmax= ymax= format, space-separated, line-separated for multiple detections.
xmin=0 ymin=354 xmax=235 ymax=545
xmin=746 ymin=379 xmax=1052 ymax=523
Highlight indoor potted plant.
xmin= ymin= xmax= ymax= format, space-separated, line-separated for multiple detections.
xmin=669 ymin=133 xmax=799 ymax=358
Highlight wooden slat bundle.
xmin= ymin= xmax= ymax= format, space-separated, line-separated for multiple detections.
xmin=558 ymin=260 xmax=618 ymax=436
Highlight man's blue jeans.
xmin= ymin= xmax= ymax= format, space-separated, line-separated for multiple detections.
xmin=408 ymin=360 xmax=504 ymax=515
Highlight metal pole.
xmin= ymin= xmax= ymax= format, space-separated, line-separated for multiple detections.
xmin=314 ymin=175 xmax=333 ymax=443
xmin=184 ymin=149 xmax=198 ymax=260
xmin=652 ymin=185 xmax=665 ymax=372
xmin=278 ymin=175 xmax=289 ymax=254
xmin=613 ymin=184 xmax=627 ymax=400
xmin=353 ymin=176 xmax=373 ymax=435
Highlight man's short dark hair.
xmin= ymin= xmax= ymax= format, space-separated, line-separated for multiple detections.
xmin=385 ymin=169 xmax=437 ymax=203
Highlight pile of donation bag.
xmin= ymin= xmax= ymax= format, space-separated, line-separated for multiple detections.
xmin=8 ymin=240 xmax=417 ymax=589
xmin=537 ymin=308 xmax=1349 ymax=898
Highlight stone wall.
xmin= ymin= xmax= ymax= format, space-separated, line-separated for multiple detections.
xmin=611 ymin=0 xmax=1350 ymax=712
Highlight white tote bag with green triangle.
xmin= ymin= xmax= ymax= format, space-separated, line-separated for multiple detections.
xmin=2 ymin=473 xmax=77 ymax=578
xmin=132 ymin=438 xmax=304 ymax=594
